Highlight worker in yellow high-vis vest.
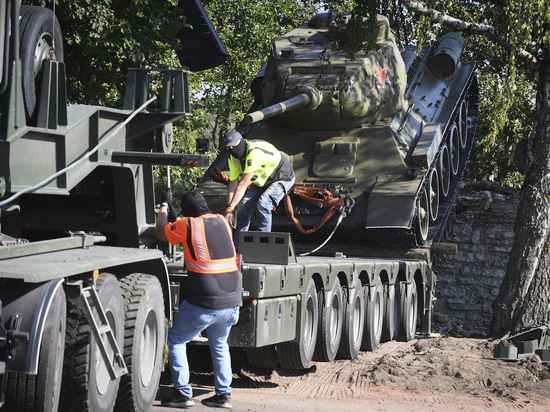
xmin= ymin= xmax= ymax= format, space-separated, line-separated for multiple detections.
xmin=222 ymin=131 xmax=295 ymax=251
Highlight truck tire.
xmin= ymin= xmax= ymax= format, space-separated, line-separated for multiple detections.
xmin=3 ymin=285 xmax=66 ymax=412
xmin=398 ymin=279 xmax=418 ymax=341
xmin=361 ymin=280 xmax=383 ymax=351
xmin=246 ymin=345 xmax=279 ymax=368
xmin=381 ymin=281 xmax=400 ymax=342
xmin=338 ymin=277 xmax=365 ymax=360
xmin=60 ymin=273 xmax=124 ymax=412
xmin=19 ymin=5 xmax=64 ymax=123
xmin=313 ymin=277 xmax=343 ymax=362
xmin=277 ymin=278 xmax=318 ymax=370
xmin=115 ymin=274 xmax=165 ymax=412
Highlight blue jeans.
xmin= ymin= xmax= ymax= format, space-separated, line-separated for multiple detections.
xmin=167 ymin=300 xmax=239 ymax=398
xmin=235 ymin=178 xmax=295 ymax=250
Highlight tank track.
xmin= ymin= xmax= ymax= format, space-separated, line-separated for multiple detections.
xmin=377 ymin=75 xmax=479 ymax=250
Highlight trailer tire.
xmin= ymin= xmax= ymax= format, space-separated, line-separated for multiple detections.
xmin=313 ymin=277 xmax=343 ymax=362
xmin=19 ymin=5 xmax=64 ymax=123
xmin=60 ymin=273 xmax=124 ymax=412
xmin=398 ymin=279 xmax=418 ymax=341
xmin=361 ymin=280 xmax=383 ymax=351
xmin=382 ymin=282 xmax=400 ymax=342
xmin=338 ymin=278 xmax=365 ymax=359
xmin=115 ymin=274 xmax=165 ymax=412
xmin=277 ymin=278 xmax=318 ymax=370
xmin=246 ymin=345 xmax=279 ymax=368
xmin=3 ymin=285 xmax=66 ymax=412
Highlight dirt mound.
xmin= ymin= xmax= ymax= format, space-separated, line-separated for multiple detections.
xmin=155 ymin=337 xmax=550 ymax=412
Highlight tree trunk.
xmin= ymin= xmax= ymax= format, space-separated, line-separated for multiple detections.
xmin=491 ymin=49 xmax=550 ymax=336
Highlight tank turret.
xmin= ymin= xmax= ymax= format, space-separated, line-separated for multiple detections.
xmin=196 ymin=12 xmax=478 ymax=251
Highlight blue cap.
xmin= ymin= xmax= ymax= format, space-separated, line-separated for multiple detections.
xmin=223 ymin=131 xmax=242 ymax=148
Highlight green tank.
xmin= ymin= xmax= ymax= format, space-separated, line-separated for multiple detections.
xmin=198 ymin=12 xmax=478 ymax=250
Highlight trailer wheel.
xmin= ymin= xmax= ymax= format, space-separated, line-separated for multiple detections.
xmin=361 ymin=280 xmax=383 ymax=351
xmin=313 ymin=277 xmax=343 ymax=362
xmin=3 ymin=285 xmax=66 ymax=412
xmin=19 ymin=5 xmax=64 ymax=123
xmin=381 ymin=282 xmax=400 ymax=342
xmin=246 ymin=345 xmax=279 ymax=368
xmin=398 ymin=279 xmax=418 ymax=341
xmin=60 ymin=273 xmax=124 ymax=412
xmin=115 ymin=274 xmax=165 ymax=412
xmin=338 ymin=278 xmax=365 ymax=359
xmin=277 ymin=278 xmax=318 ymax=370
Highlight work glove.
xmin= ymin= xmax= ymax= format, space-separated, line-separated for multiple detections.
xmin=162 ymin=187 xmax=173 ymax=205
xmin=162 ymin=188 xmax=178 ymax=222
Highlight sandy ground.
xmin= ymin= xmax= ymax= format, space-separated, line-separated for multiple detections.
xmin=153 ymin=336 xmax=550 ymax=412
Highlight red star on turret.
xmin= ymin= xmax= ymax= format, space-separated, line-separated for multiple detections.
xmin=375 ymin=63 xmax=390 ymax=87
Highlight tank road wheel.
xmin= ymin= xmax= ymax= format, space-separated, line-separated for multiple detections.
xmin=314 ymin=277 xmax=344 ymax=362
xmin=338 ymin=278 xmax=365 ymax=360
xmin=439 ymin=143 xmax=451 ymax=199
xmin=381 ymin=282 xmax=399 ymax=342
xmin=361 ymin=280 xmax=384 ymax=351
xmin=4 ymin=285 xmax=66 ymax=412
xmin=398 ymin=279 xmax=418 ymax=341
xmin=246 ymin=345 xmax=279 ymax=368
xmin=448 ymin=123 xmax=460 ymax=178
xmin=278 ymin=278 xmax=318 ymax=369
xmin=60 ymin=273 xmax=124 ymax=412
xmin=459 ymin=99 xmax=469 ymax=151
xmin=428 ymin=168 xmax=439 ymax=224
xmin=19 ymin=5 xmax=64 ymax=123
xmin=415 ymin=186 xmax=429 ymax=246
xmin=115 ymin=274 xmax=165 ymax=412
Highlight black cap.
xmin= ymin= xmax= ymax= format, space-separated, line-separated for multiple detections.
xmin=180 ymin=191 xmax=211 ymax=217
xmin=223 ymin=131 xmax=242 ymax=148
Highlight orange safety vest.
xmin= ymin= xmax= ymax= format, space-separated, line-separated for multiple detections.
xmin=165 ymin=214 xmax=238 ymax=274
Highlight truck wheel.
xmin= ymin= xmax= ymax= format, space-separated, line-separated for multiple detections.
xmin=361 ymin=280 xmax=383 ymax=351
xmin=277 ymin=278 xmax=318 ymax=369
xmin=3 ymin=285 xmax=66 ymax=412
xmin=115 ymin=274 xmax=165 ymax=412
xmin=60 ymin=273 xmax=124 ymax=412
xmin=19 ymin=5 xmax=64 ymax=123
xmin=398 ymin=279 xmax=418 ymax=341
xmin=246 ymin=345 xmax=279 ymax=368
xmin=338 ymin=278 xmax=365 ymax=360
xmin=313 ymin=277 xmax=343 ymax=362
xmin=381 ymin=282 xmax=400 ymax=342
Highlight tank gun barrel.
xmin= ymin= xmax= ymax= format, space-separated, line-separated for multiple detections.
xmin=244 ymin=93 xmax=311 ymax=125
xmin=244 ymin=86 xmax=324 ymax=125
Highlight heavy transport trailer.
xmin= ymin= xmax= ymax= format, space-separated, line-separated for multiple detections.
xmin=224 ymin=231 xmax=436 ymax=370
xmin=0 ymin=0 xmax=226 ymax=411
